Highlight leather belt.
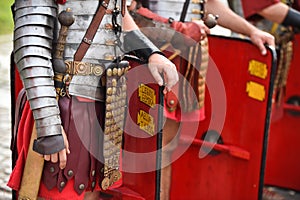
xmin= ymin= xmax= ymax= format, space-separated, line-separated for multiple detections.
xmin=65 ymin=60 xmax=105 ymax=76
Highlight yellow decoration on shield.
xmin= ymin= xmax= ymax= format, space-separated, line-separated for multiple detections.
xmin=138 ymin=84 xmax=156 ymax=108
xmin=246 ymin=81 xmax=266 ymax=101
xmin=248 ymin=60 xmax=268 ymax=79
xmin=137 ymin=110 xmax=155 ymax=136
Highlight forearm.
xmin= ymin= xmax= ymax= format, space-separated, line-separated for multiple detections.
xmin=14 ymin=0 xmax=64 ymax=154
xmin=122 ymin=6 xmax=139 ymax=31
xmin=123 ymin=6 xmax=162 ymax=62
xmin=258 ymin=2 xmax=289 ymax=24
xmin=206 ymin=0 xmax=257 ymax=37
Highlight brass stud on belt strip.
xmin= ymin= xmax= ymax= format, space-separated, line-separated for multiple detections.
xmin=102 ymin=62 xmax=129 ymax=191
xmin=192 ymin=9 xmax=205 ymax=15
xmin=101 ymin=177 xmax=110 ymax=190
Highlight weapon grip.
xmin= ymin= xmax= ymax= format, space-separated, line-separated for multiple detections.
xmin=53 ymin=8 xmax=75 ymax=73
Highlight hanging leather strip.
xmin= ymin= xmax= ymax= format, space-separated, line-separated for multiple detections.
xmin=121 ymin=0 xmax=126 ymax=16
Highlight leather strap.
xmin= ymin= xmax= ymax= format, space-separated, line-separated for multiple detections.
xmin=18 ymin=123 xmax=45 ymax=200
xmin=74 ymin=0 xmax=110 ymax=61
xmin=121 ymin=0 xmax=126 ymax=16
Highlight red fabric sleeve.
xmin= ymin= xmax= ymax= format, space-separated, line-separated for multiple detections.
xmin=136 ymin=7 xmax=202 ymax=43
xmin=241 ymin=0 xmax=280 ymax=19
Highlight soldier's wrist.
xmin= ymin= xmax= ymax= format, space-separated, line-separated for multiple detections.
xmin=124 ymin=29 xmax=164 ymax=63
xmin=282 ymin=8 xmax=300 ymax=29
xmin=33 ymin=134 xmax=65 ymax=155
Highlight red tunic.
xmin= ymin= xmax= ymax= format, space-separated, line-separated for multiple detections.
xmin=241 ymin=0 xmax=280 ymax=19
xmin=8 ymin=95 xmax=122 ymax=199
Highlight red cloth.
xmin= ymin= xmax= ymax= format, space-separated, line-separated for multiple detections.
xmin=293 ymin=0 xmax=300 ymax=10
xmin=241 ymin=0 xmax=280 ymax=19
xmin=7 ymin=101 xmax=33 ymax=191
xmin=56 ymin=0 xmax=67 ymax=4
xmin=134 ymin=6 xmax=205 ymax=122
xmin=8 ymin=98 xmax=122 ymax=199
xmin=164 ymin=103 xmax=205 ymax=122
xmin=136 ymin=7 xmax=202 ymax=44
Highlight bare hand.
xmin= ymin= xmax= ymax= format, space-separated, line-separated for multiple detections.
xmin=43 ymin=126 xmax=70 ymax=169
xmin=249 ymin=29 xmax=275 ymax=55
xmin=193 ymin=20 xmax=211 ymax=40
xmin=148 ymin=53 xmax=179 ymax=93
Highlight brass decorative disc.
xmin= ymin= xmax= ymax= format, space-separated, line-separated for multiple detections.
xmin=101 ymin=177 xmax=110 ymax=190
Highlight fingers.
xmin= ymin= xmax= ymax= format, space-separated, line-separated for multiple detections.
xmin=148 ymin=54 xmax=179 ymax=90
xmin=51 ymin=153 xmax=58 ymax=163
xmin=44 ymin=154 xmax=51 ymax=161
xmin=200 ymin=28 xmax=207 ymax=40
xmin=195 ymin=20 xmax=210 ymax=40
xmin=43 ymin=150 xmax=67 ymax=169
xmin=59 ymin=149 xmax=67 ymax=169
xmin=44 ymin=153 xmax=58 ymax=163
xmin=163 ymin=66 xmax=178 ymax=91
xmin=258 ymin=42 xmax=267 ymax=56
xmin=251 ymin=30 xmax=275 ymax=56
xmin=59 ymin=126 xmax=69 ymax=169
xmin=148 ymin=65 xmax=164 ymax=86
xmin=266 ymin=34 xmax=275 ymax=47
xmin=43 ymin=126 xmax=70 ymax=169
xmin=62 ymin=127 xmax=70 ymax=154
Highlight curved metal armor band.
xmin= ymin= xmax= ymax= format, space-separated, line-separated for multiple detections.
xmin=57 ymin=0 xmax=124 ymax=101
xmin=132 ymin=0 xmax=208 ymax=112
xmin=56 ymin=0 xmax=126 ymax=189
xmin=148 ymin=0 xmax=205 ymax=21
xmin=14 ymin=0 xmax=64 ymax=155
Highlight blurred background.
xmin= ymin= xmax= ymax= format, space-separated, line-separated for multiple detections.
xmin=0 ymin=0 xmax=14 ymax=35
xmin=0 ymin=0 xmax=14 ymax=199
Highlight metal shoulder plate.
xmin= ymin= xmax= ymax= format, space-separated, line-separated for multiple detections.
xmin=14 ymin=0 xmax=57 ymax=10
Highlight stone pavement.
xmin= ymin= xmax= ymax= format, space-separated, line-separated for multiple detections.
xmin=0 ymin=34 xmax=13 ymax=200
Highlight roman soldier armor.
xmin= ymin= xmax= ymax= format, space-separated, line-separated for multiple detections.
xmin=9 ymin=0 xmax=164 ymax=198
xmin=128 ymin=0 xmax=215 ymax=119
xmin=148 ymin=0 xmax=206 ymax=22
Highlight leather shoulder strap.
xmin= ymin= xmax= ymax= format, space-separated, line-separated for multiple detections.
xmin=74 ymin=0 xmax=110 ymax=61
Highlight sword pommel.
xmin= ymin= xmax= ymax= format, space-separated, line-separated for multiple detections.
xmin=53 ymin=8 xmax=75 ymax=73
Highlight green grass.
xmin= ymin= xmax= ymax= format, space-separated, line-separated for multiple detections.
xmin=0 ymin=0 xmax=14 ymax=35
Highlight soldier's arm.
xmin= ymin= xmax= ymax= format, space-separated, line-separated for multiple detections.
xmin=258 ymin=2 xmax=300 ymax=29
xmin=206 ymin=0 xmax=275 ymax=55
xmin=122 ymin=6 xmax=178 ymax=91
xmin=13 ymin=0 xmax=68 ymax=168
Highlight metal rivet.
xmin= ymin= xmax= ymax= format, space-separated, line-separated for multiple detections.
xmin=60 ymin=181 xmax=66 ymax=188
xmin=117 ymin=68 xmax=122 ymax=76
xmin=91 ymin=170 xmax=95 ymax=177
xmin=49 ymin=167 xmax=55 ymax=173
xmin=78 ymin=183 xmax=85 ymax=190
xmin=91 ymin=181 xmax=96 ymax=188
xmin=107 ymin=87 xmax=113 ymax=95
xmin=104 ymin=23 xmax=113 ymax=29
xmin=169 ymin=100 xmax=175 ymax=105
xmin=107 ymin=68 xmax=112 ymax=76
xmin=113 ymin=68 xmax=118 ymax=76
xmin=112 ymin=79 xmax=117 ymax=87
xmin=67 ymin=170 xmax=74 ymax=177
